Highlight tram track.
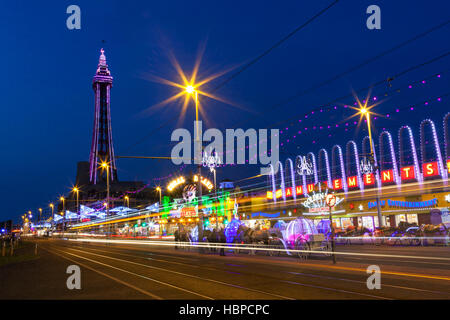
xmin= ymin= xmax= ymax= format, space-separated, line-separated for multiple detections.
xmin=42 ymin=240 xmax=450 ymax=299
xmin=43 ymin=243 xmax=296 ymax=300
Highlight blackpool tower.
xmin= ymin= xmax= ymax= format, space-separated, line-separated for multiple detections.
xmin=89 ymin=49 xmax=118 ymax=184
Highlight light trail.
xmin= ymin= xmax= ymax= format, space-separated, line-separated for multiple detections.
xmin=43 ymin=247 xmax=164 ymax=299
xmin=47 ymin=246 xmax=214 ymax=299
xmin=68 ymin=238 xmax=450 ymax=266
xmin=60 ymin=245 xmax=295 ymax=300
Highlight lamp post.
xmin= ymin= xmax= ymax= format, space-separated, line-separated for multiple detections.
xmin=38 ymin=208 xmax=42 ymax=227
xmin=60 ymin=196 xmax=65 ymax=237
xmin=72 ymin=187 xmax=80 ymax=226
xmin=185 ymin=86 xmax=204 ymax=244
xmin=359 ymin=106 xmax=384 ymax=228
xmin=49 ymin=203 xmax=54 ymax=234
xmin=210 ymin=167 xmax=219 ymax=230
xmin=155 ymin=187 xmax=162 ymax=205
xmin=124 ymin=195 xmax=130 ymax=208
xmin=101 ymin=162 xmax=110 ymax=236
xmin=28 ymin=211 xmax=33 ymax=234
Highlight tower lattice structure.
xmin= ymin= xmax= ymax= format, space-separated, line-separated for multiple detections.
xmin=89 ymin=49 xmax=118 ymax=184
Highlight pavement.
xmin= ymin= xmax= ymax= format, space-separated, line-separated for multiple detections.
xmin=1 ymin=238 xmax=449 ymax=300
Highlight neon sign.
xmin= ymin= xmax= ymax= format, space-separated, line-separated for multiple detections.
xmin=368 ymin=198 xmax=437 ymax=209
xmin=167 ymin=176 xmax=185 ymax=191
xmin=422 ymin=162 xmax=439 ymax=177
xmin=302 ymin=189 xmax=344 ymax=213
xmin=193 ymin=175 xmax=214 ymax=190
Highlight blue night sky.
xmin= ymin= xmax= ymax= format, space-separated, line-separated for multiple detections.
xmin=1 ymin=1 xmax=449 ymax=221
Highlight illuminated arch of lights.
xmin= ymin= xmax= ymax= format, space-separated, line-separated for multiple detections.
xmin=267 ymin=113 xmax=450 ymax=201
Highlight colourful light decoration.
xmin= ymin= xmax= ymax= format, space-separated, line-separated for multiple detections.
xmin=346 ymin=141 xmax=364 ymax=191
xmin=420 ymin=119 xmax=447 ymax=180
xmin=267 ymin=113 xmax=449 ymax=202
xmin=379 ymin=131 xmax=401 ymax=185
xmin=398 ymin=125 xmax=422 ymax=182
xmin=331 ymin=145 xmax=347 ymax=193
xmin=318 ymin=149 xmax=332 ymax=187
xmin=167 ymin=176 xmax=186 ymax=191
xmin=444 ymin=113 xmax=450 ymax=160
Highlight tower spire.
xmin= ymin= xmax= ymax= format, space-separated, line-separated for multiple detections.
xmin=89 ymin=48 xmax=117 ymax=184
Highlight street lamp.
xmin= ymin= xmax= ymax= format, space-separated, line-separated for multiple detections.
xmin=358 ymin=104 xmax=384 ymax=228
xmin=38 ymin=208 xmax=42 ymax=231
xmin=184 ymin=85 xmax=205 ymax=243
xmin=60 ymin=196 xmax=65 ymax=236
xmin=49 ymin=203 xmax=54 ymax=233
xmin=155 ymin=187 xmax=162 ymax=204
xmin=72 ymin=187 xmax=80 ymax=224
xmin=101 ymin=161 xmax=110 ymax=236
xmin=124 ymin=195 xmax=129 ymax=208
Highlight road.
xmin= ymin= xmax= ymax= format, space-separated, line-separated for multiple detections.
xmin=1 ymin=238 xmax=449 ymax=300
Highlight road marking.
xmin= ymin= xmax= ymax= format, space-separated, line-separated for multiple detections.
xmin=47 ymin=246 xmax=213 ymax=300
xmin=43 ymin=247 xmax=163 ymax=300
xmin=297 ymin=263 xmax=450 ymax=281
xmin=68 ymin=238 xmax=450 ymax=262
xmin=282 ymin=280 xmax=391 ymax=300
xmin=63 ymin=245 xmax=295 ymax=300
xmin=287 ymin=271 xmax=450 ymax=295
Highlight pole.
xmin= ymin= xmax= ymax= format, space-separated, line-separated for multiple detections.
xmin=214 ymin=169 xmax=218 ymax=230
xmin=107 ymin=165 xmax=110 ymax=237
xmin=328 ymin=205 xmax=336 ymax=264
xmin=62 ymin=199 xmax=65 ymax=238
xmin=366 ymin=113 xmax=384 ymax=228
xmin=195 ymin=91 xmax=204 ymax=246
xmin=77 ymin=192 xmax=79 ymax=222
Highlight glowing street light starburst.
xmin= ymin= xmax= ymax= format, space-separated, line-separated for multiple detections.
xmin=341 ymin=89 xmax=386 ymax=137
xmin=141 ymin=47 xmax=241 ymax=127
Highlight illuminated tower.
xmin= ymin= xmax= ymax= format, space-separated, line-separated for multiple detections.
xmin=89 ymin=49 xmax=118 ymax=184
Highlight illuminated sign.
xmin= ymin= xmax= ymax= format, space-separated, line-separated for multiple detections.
xmin=447 ymin=160 xmax=450 ymax=174
xmin=368 ymin=198 xmax=437 ymax=209
xmin=193 ymin=175 xmax=214 ymax=190
xmin=181 ymin=207 xmax=197 ymax=218
xmin=296 ymin=186 xmax=303 ymax=195
xmin=275 ymin=189 xmax=282 ymax=199
xmin=167 ymin=176 xmax=186 ymax=191
xmin=333 ymin=179 xmax=342 ymax=190
xmin=401 ymin=166 xmax=416 ymax=180
xmin=347 ymin=176 xmax=358 ymax=188
xmin=381 ymin=169 xmax=394 ymax=183
xmin=302 ymin=190 xmax=343 ymax=212
xmin=285 ymin=187 xmax=292 ymax=197
xmin=307 ymin=183 xmax=315 ymax=193
xmin=422 ymin=162 xmax=439 ymax=177
xmin=363 ymin=173 xmax=375 ymax=186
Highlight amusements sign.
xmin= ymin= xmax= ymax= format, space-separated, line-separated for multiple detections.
xmin=302 ymin=190 xmax=343 ymax=215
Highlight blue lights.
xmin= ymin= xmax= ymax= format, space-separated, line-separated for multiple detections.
xmin=368 ymin=198 xmax=438 ymax=209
